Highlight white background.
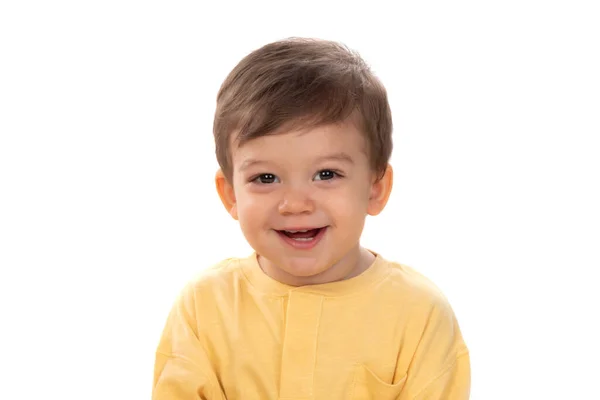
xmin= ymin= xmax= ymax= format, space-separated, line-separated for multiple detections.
xmin=1 ymin=1 xmax=599 ymax=399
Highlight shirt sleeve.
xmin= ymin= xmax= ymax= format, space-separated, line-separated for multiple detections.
xmin=400 ymin=292 xmax=471 ymax=400
xmin=152 ymin=283 xmax=226 ymax=400
xmin=411 ymin=351 xmax=470 ymax=400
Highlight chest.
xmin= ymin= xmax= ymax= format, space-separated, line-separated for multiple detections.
xmin=202 ymin=291 xmax=412 ymax=399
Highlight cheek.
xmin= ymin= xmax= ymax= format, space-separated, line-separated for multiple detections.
xmin=320 ymin=186 xmax=370 ymax=221
xmin=236 ymin=192 xmax=273 ymax=225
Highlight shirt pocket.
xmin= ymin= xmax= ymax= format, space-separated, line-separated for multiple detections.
xmin=350 ymin=364 xmax=407 ymax=400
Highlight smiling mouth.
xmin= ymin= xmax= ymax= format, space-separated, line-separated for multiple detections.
xmin=276 ymin=227 xmax=326 ymax=241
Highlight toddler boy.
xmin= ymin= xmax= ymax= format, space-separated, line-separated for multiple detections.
xmin=153 ymin=37 xmax=470 ymax=399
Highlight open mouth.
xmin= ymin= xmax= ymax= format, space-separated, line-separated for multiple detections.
xmin=275 ymin=226 xmax=327 ymax=249
xmin=278 ymin=228 xmax=323 ymax=241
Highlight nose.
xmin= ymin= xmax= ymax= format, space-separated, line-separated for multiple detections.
xmin=278 ymin=185 xmax=315 ymax=215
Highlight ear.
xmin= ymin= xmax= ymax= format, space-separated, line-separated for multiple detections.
xmin=367 ymin=164 xmax=393 ymax=216
xmin=215 ymin=169 xmax=238 ymax=220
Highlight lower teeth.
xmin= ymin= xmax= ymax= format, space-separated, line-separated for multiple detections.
xmin=293 ymin=237 xmax=313 ymax=241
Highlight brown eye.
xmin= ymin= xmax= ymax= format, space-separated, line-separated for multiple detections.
xmin=253 ymin=174 xmax=279 ymax=184
xmin=314 ymin=170 xmax=338 ymax=181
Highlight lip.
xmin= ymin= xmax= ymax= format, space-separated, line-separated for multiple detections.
xmin=275 ymin=226 xmax=328 ymax=250
xmin=278 ymin=226 xmax=325 ymax=231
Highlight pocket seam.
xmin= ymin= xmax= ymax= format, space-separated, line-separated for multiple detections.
xmin=351 ymin=364 xmax=407 ymax=399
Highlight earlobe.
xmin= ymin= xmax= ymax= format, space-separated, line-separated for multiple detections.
xmin=215 ymin=169 xmax=238 ymax=220
xmin=367 ymin=164 xmax=393 ymax=216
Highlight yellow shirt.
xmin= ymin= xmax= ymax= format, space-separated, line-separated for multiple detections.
xmin=153 ymin=253 xmax=470 ymax=399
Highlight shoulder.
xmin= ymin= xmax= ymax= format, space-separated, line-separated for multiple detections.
xmin=175 ymin=256 xmax=250 ymax=304
xmin=189 ymin=256 xmax=247 ymax=290
xmin=378 ymin=257 xmax=448 ymax=304
xmin=377 ymin=257 xmax=464 ymax=337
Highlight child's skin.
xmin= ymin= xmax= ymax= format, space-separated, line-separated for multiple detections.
xmin=215 ymin=117 xmax=393 ymax=286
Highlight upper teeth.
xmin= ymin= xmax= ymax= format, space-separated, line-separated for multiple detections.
xmin=286 ymin=230 xmax=309 ymax=233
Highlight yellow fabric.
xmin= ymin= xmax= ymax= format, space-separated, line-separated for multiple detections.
xmin=153 ymin=253 xmax=470 ymax=399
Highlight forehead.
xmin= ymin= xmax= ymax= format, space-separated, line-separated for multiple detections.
xmin=231 ymin=121 xmax=368 ymax=164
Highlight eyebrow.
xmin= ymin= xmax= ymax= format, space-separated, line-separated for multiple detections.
xmin=315 ymin=152 xmax=355 ymax=165
xmin=239 ymin=152 xmax=354 ymax=172
xmin=239 ymin=159 xmax=270 ymax=172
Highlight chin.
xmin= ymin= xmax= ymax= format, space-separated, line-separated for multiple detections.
xmin=281 ymin=256 xmax=330 ymax=278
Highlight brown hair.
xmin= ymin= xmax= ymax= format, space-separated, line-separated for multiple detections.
xmin=213 ymin=37 xmax=393 ymax=181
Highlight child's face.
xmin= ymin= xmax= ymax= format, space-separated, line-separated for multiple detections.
xmin=216 ymin=119 xmax=391 ymax=285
